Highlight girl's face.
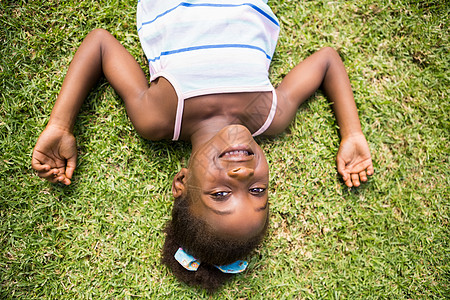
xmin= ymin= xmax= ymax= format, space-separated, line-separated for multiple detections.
xmin=186 ymin=125 xmax=269 ymax=240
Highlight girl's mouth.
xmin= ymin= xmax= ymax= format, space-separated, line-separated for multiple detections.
xmin=219 ymin=146 xmax=254 ymax=161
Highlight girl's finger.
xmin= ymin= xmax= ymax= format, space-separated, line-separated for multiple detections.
xmin=351 ymin=173 xmax=360 ymax=187
xmin=37 ymin=168 xmax=58 ymax=179
xmin=344 ymin=175 xmax=353 ymax=187
xmin=367 ymin=164 xmax=375 ymax=176
xmin=32 ymin=159 xmax=51 ymax=172
xmin=359 ymin=170 xmax=367 ymax=182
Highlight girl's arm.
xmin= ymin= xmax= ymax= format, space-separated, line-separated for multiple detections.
xmin=32 ymin=29 xmax=151 ymax=184
xmin=273 ymin=47 xmax=374 ymax=187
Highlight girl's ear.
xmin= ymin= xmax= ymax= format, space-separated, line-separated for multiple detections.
xmin=172 ymin=168 xmax=189 ymax=198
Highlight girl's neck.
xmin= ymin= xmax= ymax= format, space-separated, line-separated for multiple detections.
xmin=177 ymin=91 xmax=273 ymax=145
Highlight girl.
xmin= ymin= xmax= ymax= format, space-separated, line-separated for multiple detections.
xmin=32 ymin=0 xmax=373 ymax=291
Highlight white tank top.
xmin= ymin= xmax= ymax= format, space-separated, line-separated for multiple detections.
xmin=137 ymin=0 xmax=280 ymax=140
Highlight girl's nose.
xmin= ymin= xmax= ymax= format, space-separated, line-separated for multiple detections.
xmin=227 ymin=167 xmax=254 ymax=180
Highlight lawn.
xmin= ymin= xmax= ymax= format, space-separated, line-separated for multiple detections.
xmin=0 ymin=0 xmax=448 ymax=298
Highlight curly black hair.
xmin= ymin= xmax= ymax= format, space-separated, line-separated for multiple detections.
xmin=161 ymin=192 xmax=269 ymax=292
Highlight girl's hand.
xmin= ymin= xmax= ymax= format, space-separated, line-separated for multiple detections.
xmin=336 ymin=133 xmax=374 ymax=187
xmin=31 ymin=125 xmax=77 ymax=185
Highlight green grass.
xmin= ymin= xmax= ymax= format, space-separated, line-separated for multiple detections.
xmin=1 ymin=0 xmax=448 ymax=298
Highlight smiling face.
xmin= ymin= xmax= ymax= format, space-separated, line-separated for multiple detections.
xmin=184 ymin=125 xmax=269 ymax=240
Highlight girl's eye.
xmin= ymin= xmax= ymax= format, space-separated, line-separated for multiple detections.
xmin=250 ymin=187 xmax=266 ymax=195
xmin=210 ymin=191 xmax=230 ymax=200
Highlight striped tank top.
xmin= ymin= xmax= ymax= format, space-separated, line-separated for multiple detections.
xmin=136 ymin=0 xmax=280 ymax=140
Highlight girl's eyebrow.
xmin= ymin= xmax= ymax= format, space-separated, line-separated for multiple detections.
xmin=201 ymin=197 xmax=234 ymax=215
xmin=209 ymin=200 xmax=268 ymax=216
xmin=211 ymin=208 xmax=233 ymax=216
xmin=256 ymin=201 xmax=268 ymax=212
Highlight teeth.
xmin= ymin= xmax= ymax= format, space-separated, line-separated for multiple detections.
xmin=224 ymin=150 xmax=250 ymax=156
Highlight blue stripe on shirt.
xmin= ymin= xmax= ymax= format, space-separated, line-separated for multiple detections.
xmin=148 ymin=43 xmax=272 ymax=62
xmin=137 ymin=2 xmax=279 ymax=32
